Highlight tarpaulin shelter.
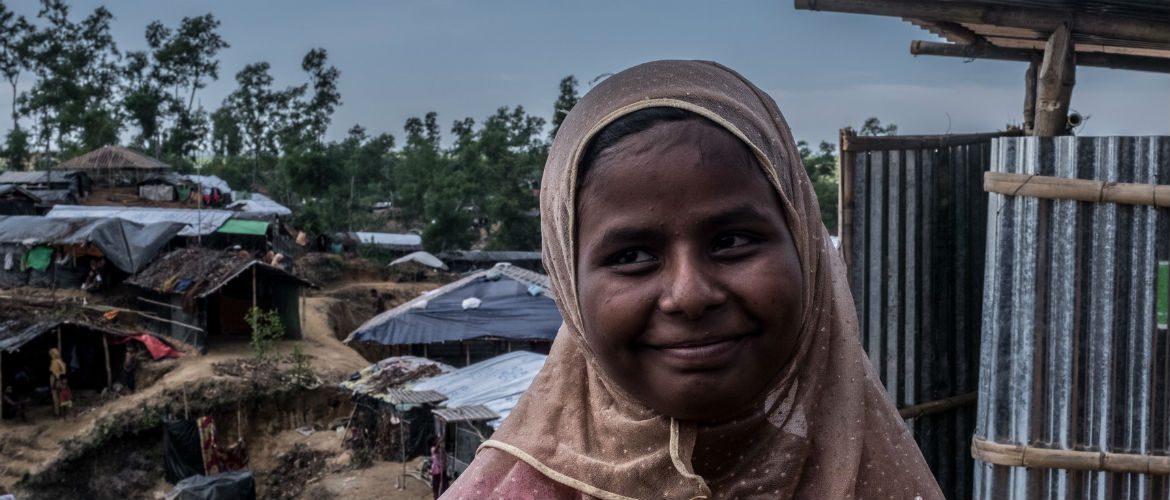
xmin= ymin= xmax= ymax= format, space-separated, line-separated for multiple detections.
xmin=166 ymin=471 xmax=256 ymax=500
xmin=352 ymin=231 xmax=423 ymax=254
xmin=225 ymin=193 xmax=292 ymax=220
xmin=0 ymin=216 xmax=185 ymax=291
xmin=137 ymin=172 xmax=190 ymax=202
xmin=340 ymin=356 xmax=455 ymax=463
xmin=345 ymin=263 xmax=561 ymax=366
xmin=389 ymin=251 xmax=447 ymax=271
xmin=46 ymin=205 xmax=234 ymax=237
xmin=181 ymin=175 xmax=233 ymax=199
xmin=0 ymin=185 xmax=39 ymax=215
xmin=126 ymin=248 xmax=313 ymax=351
xmin=0 ymin=170 xmax=91 ymax=198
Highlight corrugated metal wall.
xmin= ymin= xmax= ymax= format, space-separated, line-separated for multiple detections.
xmin=844 ymin=137 xmax=994 ymax=500
xmin=975 ymin=136 xmax=1170 ymax=500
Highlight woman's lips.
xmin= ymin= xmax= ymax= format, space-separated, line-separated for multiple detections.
xmin=643 ymin=333 xmax=753 ymax=371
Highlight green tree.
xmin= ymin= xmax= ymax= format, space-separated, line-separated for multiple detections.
xmin=550 ymin=75 xmax=578 ymax=140
xmin=860 ymin=117 xmax=898 ymax=136
xmin=0 ymin=4 xmax=34 ymax=169
xmin=798 ymin=140 xmax=839 ymax=233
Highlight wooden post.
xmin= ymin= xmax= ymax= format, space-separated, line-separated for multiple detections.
xmin=102 ymin=335 xmax=112 ymax=389
xmin=1023 ymin=55 xmax=1039 ymax=135
xmin=838 ymin=128 xmax=856 ymax=270
xmin=251 ymin=265 xmax=257 ymax=309
xmin=1033 ymin=23 xmax=1076 ymax=136
xmin=57 ymin=327 xmax=62 ymax=353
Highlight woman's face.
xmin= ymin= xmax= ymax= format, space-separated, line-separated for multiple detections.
xmin=576 ymin=118 xmax=804 ymax=422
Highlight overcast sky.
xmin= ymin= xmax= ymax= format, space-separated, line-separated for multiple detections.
xmin=3 ymin=0 xmax=1167 ymax=148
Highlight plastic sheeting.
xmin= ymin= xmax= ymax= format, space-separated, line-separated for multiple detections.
xmin=181 ymin=175 xmax=232 ymax=197
xmin=164 ymin=417 xmax=205 ymax=484
xmin=0 ymin=216 xmax=185 ymax=273
xmin=346 ymin=273 xmax=562 ymax=346
xmin=412 ymin=351 xmax=547 ymax=428
xmin=389 ymin=251 xmax=447 ymax=270
xmin=353 ymin=231 xmax=422 ymax=248
xmin=166 ymin=471 xmax=256 ymax=500
xmin=225 ymin=193 xmax=291 ymax=219
xmin=215 ymin=219 xmax=269 ymax=236
xmin=46 ymin=205 xmax=233 ymax=237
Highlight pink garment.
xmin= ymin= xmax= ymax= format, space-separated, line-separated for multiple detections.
xmin=431 ymin=445 xmax=446 ymax=476
xmin=441 ymin=448 xmax=593 ymax=500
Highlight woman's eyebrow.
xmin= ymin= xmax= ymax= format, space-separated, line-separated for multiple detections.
xmin=596 ymin=226 xmax=663 ymax=246
xmin=704 ymin=204 xmax=773 ymax=227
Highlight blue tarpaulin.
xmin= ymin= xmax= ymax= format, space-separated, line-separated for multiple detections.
xmin=345 ymin=265 xmax=562 ymax=346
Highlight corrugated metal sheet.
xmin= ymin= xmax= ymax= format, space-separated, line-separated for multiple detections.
xmin=975 ymin=135 xmax=1170 ymax=500
xmin=382 ymin=389 xmax=448 ymax=405
xmin=46 ymin=205 xmax=233 ymax=236
xmin=845 ymin=139 xmax=992 ymax=500
xmin=432 ymin=405 xmax=499 ymax=423
xmin=412 ymin=351 xmax=546 ymax=428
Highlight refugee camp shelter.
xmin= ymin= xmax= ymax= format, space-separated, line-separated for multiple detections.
xmin=225 ymin=193 xmax=292 ymax=220
xmin=58 ymin=145 xmax=170 ymax=185
xmin=137 ymin=172 xmax=192 ymax=202
xmin=411 ymin=351 xmax=548 ymax=480
xmin=0 ymin=170 xmax=91 ymax=198
xmin=46 ymin=205 xmax=235 ymax=238
xmin=0 ymin=216 xmax=184 ymax=289
xmin=0 ymin=303 xmax=166 ymax=417
xmin=126 ymin=248 xmax=312 ymax=351
xmin=352 ymin=231 xmax=423 ymax=255
xmin=437 ymin=250 xmax=543 ymax=273
xmin=340 ymin=356 xmax=455 ymax=463
xmin=345 ymin=263 xmax=562 ymax=366
xmin=0 ymin=185 xmax=39 ymax=215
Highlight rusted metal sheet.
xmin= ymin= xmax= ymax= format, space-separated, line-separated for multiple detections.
xmin=844 ymin=136 xmax=997 ymax=500
xmin=975 ymin=135 xmax=1170 ymax=500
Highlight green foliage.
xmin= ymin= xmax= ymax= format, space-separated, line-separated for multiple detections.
xmin=550 ymin=75 xmax=578 ymax=140
xmin=290 ymin=343 xmax=313 ymax=386
xmin=798 ymin=140 xmax=839 ymax=234
xmin=860 ymin=117 xmax=898 ymax=137
xmin=246 ymin=306 xmax=285 ymax=361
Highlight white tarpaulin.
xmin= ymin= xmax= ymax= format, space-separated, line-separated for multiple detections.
xmin=389 ymin=251 xmax=447 ymax=270
xmin=46 ymin=205 xmax=233 ymax=237
xmin=181 ymin=174 xmax=232 ymax=196
xmin=226 ymin=192 xmax=292 ymax=218
xmin=410 ymin=351 xmax=547 ymax=428
xmin=354 ymin=231 xmax=421 ymax=248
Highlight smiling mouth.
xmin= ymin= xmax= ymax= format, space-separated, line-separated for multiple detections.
xmin=643 ymin=333 xmax=755 ymax=370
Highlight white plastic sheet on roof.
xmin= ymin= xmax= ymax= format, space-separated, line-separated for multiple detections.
xmin=45 ymin=205 xmax=233 ymax=237
xmin=410 ymin=351 xmax=547 ymax=428
xmin=389 ymin=251 xmax=447 ymax=270
xmin=181 ymin=174 xmax=232 ymax=196
xmin=226 ymin=192 xmax=292 ymax=218
xmin=354 ymin=231 xmax=421 ymax=247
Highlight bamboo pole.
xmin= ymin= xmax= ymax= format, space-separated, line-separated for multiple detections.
xmin=972 ymin=436 xmax=1170 ymax=474
xmin=102 ymin=335 xmax=112 ymax=389
xmin=985 ymin=171 xmax=1170 ymax=208
xmin=136 ymin=296 xmax=183 ymax=310
xmin=838 ymin=127 xmax=855 ymax=270
xmin=898 ymin=391 xmax=977 ymax=420
xmin=1033 ymin=23 xmax=1076 ymax=136
xmin=909 ymin=40 xmax=1170 ymax=75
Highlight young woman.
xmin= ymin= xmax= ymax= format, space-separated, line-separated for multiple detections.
xmin=442 ymin=60 xmax=943 ymax=499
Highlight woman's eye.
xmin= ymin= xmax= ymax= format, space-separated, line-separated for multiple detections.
xmin=608 ymin=249 xmax=655 ymax=266
xmin=713 ymin=234 xmax=754 ymax=251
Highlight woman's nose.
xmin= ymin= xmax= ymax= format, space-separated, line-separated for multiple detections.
xmin=657 ymin=253 xmax=727 ymax=320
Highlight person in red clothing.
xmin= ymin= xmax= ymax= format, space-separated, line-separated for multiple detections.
xmin=430 ymin=435 xmax=447 ymax=498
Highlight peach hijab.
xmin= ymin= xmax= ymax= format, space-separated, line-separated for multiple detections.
xmin=460 ymin=60 xmax=942 ymax=500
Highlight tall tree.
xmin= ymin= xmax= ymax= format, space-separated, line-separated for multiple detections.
xmin=550 ymin=75 xmax=578 ymax=140
xmin=0 ymin=4 xmax=34 ymax=168
xmin=859 ymin=116 xmax=898 ymax=136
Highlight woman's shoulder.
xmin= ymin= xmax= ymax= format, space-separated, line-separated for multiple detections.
xmin=440 ymin=447 xmax=595 ymax=500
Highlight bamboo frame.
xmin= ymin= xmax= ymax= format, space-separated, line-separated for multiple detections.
xmin=841 ymin=130 xmax=1020 ymax=152
xmin=972 ymin=436 xmax=1170 ymax=475
xmin=838 ymin=128 xmax=856 ymax=270
xmin=898 ymin=391 xmax=977 ymax=420
xmin=985 ymin=172 xmax=1170 ymax=208
xmin=102 ymin=335 xmax=112 ymax=388
xmin=910 ymin=40 xmax=1170 ymax=75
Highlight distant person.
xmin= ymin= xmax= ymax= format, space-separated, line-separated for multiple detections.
xmin=82 ymin=257 xmax=106 ymax=291
xmin=2 ymin=386 xmax=28 ymax=423
xmin=370 ymin=289 xmax=386 ymax=315
xmin=56 ymin=375 xmax=73 ymax=420
xmin=430 ymin=435 xmax=447 ymax=498
xmin=122 ymin=343 xmax=139 ymax=393
xmin=48 ymin=348 xmax=66 ymax=416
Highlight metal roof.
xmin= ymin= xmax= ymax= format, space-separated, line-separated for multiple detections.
xmin=382 ymin=389 xmax=449 ymax=405
xmin=432 ymin=405 xmax=499 ymax=423
xmin=439 ymin=250 xmax=542 ymax=263
xmin=0 ymin=184 xmax=39 ymax=201
xmin=126 ymin=248 xmax=313 ymax=297
xmin=45 ymin=205 xmax=233 ymax=237
xmin=411 ymin=351 xmax=548 ymax=428
xmin=0 ymin=216 xmax=184 ymax=273
xmin=0 ymin=170 xmax=82 ymax=185
xmin=353 ymin=231 xmax=423 ymax=250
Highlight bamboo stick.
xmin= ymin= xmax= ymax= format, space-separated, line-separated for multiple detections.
xmin=971 ymin=436 xmax=1170 ymax=474
xmin=136 ymin=296 xmax=182 ymax=310
xmin=985 ymin=171 xmax=1170 ymax=207
xmin=898 ymin=391 xmax=977 ymax=420
xmin=102 ymin=335 xmax=112 ymax=388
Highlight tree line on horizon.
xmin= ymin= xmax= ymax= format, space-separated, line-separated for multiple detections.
xmin=0 ymin=0 xmax=887 ymax=249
